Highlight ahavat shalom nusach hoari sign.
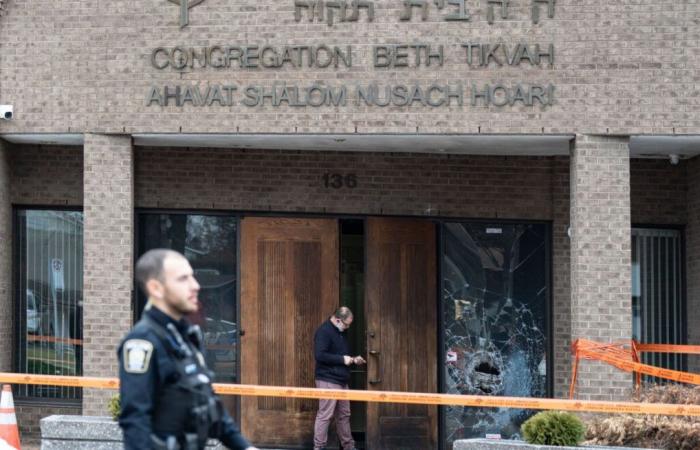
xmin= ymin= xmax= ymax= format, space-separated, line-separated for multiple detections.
xmin=146 ymin=0 xmax=557 ymax=108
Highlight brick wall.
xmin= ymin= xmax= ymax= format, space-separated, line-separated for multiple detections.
xmin=0 ymin=1 xmax=698 ymax=134
xmin=551 ymin=155 xmax=570 ymax=398
xmin=0 ymin=139 xmax=11 ymax=372
xmin=686 ymin=156 xmax=700 ymax=372
xmin=15 ymin=404 xmax=81 ymax=446
xmin=10 ymin=145 xmax=83 ymax=206
xmin=82 ymin=134 xmax=133 ymax=415
xmin=570 ymin=134 xmax=632 ymax=401
xmin=631 ymin=158 xmax=687 ymax=226
xmin=136 ymin=148 xmax=557 ymax=219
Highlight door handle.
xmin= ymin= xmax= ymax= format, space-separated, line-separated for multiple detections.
xmin=369 ymin=348 xmax=382 ymax=385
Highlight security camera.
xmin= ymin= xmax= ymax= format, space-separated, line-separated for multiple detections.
xmin=0 ymin=105 xmax=12 ymax=120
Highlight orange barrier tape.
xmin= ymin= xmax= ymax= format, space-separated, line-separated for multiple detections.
xmin=0 ymin=373 xmax=119 ymax=390
xmin=569 ymin=339 xmax=700 ymax=399
xmin=27 ymin=334 xmax=83 ymax=346
xmin=636 ymin=343 xmax=700 ymax=354
xmin=1 ymin=372 xmax=700 ymax=417
xmin=577 ymin=348 xmax=700 ymax=384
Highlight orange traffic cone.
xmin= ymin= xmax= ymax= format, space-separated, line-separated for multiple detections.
xmin=0 ymin=385 xmax=20 ymax=449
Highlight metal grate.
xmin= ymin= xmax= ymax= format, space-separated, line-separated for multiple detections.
xmin=15 ymin=210 xmax=83 ymax=401
xmin=631 ymin=228 xmax=686 ymax=383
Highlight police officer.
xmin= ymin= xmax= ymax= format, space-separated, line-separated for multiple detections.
xmin=118 ymin=249 xmax=259 ymax=450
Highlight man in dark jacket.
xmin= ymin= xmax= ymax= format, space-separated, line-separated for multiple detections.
xmin=313 ymin=307 xmax=365 ymax=450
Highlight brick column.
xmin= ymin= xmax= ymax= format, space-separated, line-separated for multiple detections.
xmin=83 ymin=134 xmax=134 ymax=415
xmin=551 ymin=155 xmax=571 ymax=398
xmin=0 ymin=139 xmax=11 ymax=372
xmin=570 ymin=134 xmax=632 ymax=401
xmin=686 ymin=157 xmax=700 ymax=372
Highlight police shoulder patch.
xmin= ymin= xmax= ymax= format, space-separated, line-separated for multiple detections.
xmin=123 ymin=339 xmax=154 ymax=374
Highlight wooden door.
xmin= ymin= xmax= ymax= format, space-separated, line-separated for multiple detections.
xmin=366 ymin=218 xmax=438 ymax=450
xmin=240 ymin=217 xmax=339 ymax=447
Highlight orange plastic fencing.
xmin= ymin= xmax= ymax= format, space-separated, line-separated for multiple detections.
xmin=570 ymin=339 xmax=700 ymax=399
xmin=2 ymin=372 xmax=700 ymax=417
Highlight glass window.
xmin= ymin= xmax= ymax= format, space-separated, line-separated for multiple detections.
xmin=632 ymin=228 xmax=686 ymax=381
xmin=15 ymin=209 xmax=83 ymax=401
xmin=137 ymin=213 xmax=238 ymax=383
xmin=441 ymin=222 xmax=550 ymax=445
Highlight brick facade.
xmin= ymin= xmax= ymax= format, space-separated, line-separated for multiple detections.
xmin=82 ymin=134 xmax=134 ymax=415
xmin=1 ymin=138 xmax=697 ymax=440
xmin=9 ymin=145 xmax=83 ymax=206
xmin=0 ymin=1 xmax=698 ymax=134
xmin=15 ymin=404 xmax=81 ymax=447
xmin=0 ymin=0 xmax=697 ymax=443
xmin=630 ymin=159 xmax=687 ymax=226
xmin=0 ymin=139 xmax=11 ymax=373
xmin=570 ymin=134 xmax=632 ymax=401
xmin=136 ymin=147 xmax=558 ymax=218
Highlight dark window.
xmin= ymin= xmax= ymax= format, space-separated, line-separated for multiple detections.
xmin=14 ymin=209 xmax=83 ymax=401
xmin=340 ymin=219 xmax=366 ymax=442
xmin=632 ymin=228 xmax=686 ymax=381
xmin=136 ymin=213 xmax=239 ymax=383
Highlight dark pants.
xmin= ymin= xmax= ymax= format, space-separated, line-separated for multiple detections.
xmin=314 ymin=380 xmax=354 ymax=450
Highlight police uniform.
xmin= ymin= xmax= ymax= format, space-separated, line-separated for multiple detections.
xmin=117 ymin=306 xmax=252 ymax=450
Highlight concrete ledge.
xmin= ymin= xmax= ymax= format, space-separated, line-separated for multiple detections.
xmin=453 ymin=438 xmax=659 ymax=450
xmin=40 ymin=415 xmax=224 ymax=449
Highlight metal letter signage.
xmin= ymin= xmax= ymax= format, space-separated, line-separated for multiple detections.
xmin=168 ymin=0 xmax=204 ymax=28
xmin=147 ymin=0 xmax=561 ymax=108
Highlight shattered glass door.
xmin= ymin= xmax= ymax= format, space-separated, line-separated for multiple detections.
xmin=441 ymin=223 xmax=550 ymax=448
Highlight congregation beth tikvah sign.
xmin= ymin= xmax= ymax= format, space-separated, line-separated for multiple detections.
xmin=148 ymin=0 xmax=557 ymax=108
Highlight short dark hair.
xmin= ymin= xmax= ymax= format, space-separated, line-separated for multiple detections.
xmin=135 ymin=249 xmax=181 ymax=291
xmin=333 ymin=306 xmax=353 ymax=321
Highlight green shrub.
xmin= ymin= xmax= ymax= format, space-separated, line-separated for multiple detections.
xmin=107 ymin=393 xmax=120 ymax=421
xmin=521 ymin=411 xmax=586 ymax=446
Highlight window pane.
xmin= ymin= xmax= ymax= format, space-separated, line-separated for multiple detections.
xmin=137 ymin=214 xmax=238 ymax=383
xmin=16 ymin=210 xmax=83 ymax=401
xmin=441 ymin=223 xmax=549 ymax=445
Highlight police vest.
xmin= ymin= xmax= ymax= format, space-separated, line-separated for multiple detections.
xmin=135 ymin=315 xmax=223 ymax=443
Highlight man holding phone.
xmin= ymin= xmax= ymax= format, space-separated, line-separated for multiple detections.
xmin=312 ymin=306 xmax=365 ymax=450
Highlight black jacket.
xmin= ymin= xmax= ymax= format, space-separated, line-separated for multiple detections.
xmin=117 ymin=306 xmax=251 ymax=450
xmin=314 ymin=319 xmax=351 ymax=384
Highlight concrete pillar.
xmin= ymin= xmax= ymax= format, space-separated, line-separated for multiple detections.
xmin=82 ymin=134 xmax=134 ymax=415
xmin=0 ymin=139 xmax=11 ymax=372
xmin=686 ymin=156 xmax=700 ymax=372
xmin=570 ymin=134 xmax=632 ymax=401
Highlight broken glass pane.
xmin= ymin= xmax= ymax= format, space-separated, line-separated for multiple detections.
xmin=441 ymin=223 xmax=549 ymax=448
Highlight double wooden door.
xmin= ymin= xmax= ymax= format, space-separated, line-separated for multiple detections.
xmin=240 ymin=216 xmax=437 ymax=449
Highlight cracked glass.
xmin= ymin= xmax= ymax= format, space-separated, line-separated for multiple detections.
xmin=441 ymin=222 xmax=549 ymax=447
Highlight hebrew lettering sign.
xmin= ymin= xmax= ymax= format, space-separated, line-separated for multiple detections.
xmin=152 ymin=0 xmax=559 ymax=108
